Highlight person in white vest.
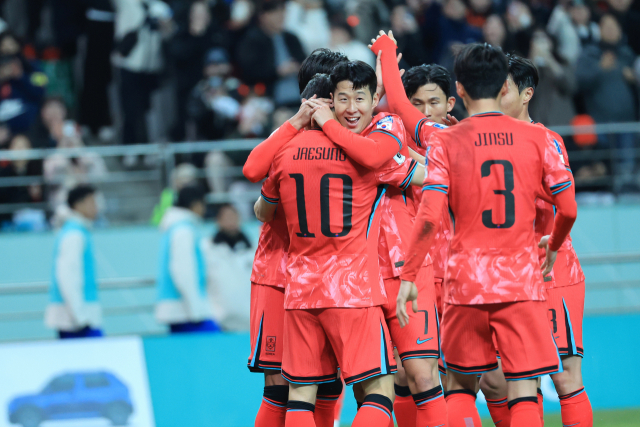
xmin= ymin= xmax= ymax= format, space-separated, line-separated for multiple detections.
xmin=156 ymin=184 xmax=221 ymax=333
xmin=45 ymin=185 xmax=102 ymax=339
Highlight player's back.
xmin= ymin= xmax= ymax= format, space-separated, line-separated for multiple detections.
xmin=265 ymin=129 xmax=390 ymax=309
xmin=433 ymin=112 xmax=570 ymax=303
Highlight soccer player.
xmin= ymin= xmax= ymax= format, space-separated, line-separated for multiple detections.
xmin=254 ymin=62 xmax=425 ymax=427
xmin=399 ymin=43 xmax=577 ymax=427
xmin=370 ymin=32 xmax=456 ymax=427
xmin=479 ymin=54 xmax=592 ymax=427
xmin=246 ymin=49 xmax=349 ymax=427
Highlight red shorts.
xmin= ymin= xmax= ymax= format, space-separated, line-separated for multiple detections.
xmin=546 ymin=282 xmax=585 ymax=357
xmin=381 ymin=265 xmax=440 ymax=362
xmin=434 ymin=278 xmax=446 ymax=374
xmin=434 ymin=277 xmax=444 ymax=322
xmin=247 ymin=283 xmax=285 ymax=373
xmin=281 ymin=306 xmax=397 ymax=385
xmin=441 ymin=301 xmax=561 ymax=380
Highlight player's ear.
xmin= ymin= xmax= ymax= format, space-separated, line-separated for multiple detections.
xmin=447 ymin=96 xmax=456 ymax=113
xmin=455 ymin=81 xmax=465 ymax=99
xmin=523 ymin=87 xmax=534 ymax=104
xmin=371 ymin=90 xmax=380 ymax=110
xmin=500 ymin=79 xmax=509 ymax=98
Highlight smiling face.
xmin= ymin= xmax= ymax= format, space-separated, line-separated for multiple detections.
xmin=332 ymin=80 xmax=379 ymax=134
xmin=410 ymin=83 xmax=455 ymax=124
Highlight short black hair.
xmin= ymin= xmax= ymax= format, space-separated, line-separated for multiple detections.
xmin=507 ymin=53 xmax=538 ymax=93
xmin=402 ymin=64 xmax=452 ymax=99
xmin=330 ymin=60 xmax=377 ymax=98
xmin=454 ymin=43 xmax=508 ymax=100
xmin=176 ymin=184 xmax=206 ymax=210
xmin=67 ymin=185 xmax=96 ymax=209
xmin=298 ymin=48 xmax=349 ymax=93
xmin=301 ymin=73 xmax=332 ymax=100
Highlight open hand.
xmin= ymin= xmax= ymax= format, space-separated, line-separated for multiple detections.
xmin=442 ymin=114 xmax=459 ymax=126
xmin=397 ymin=280 xmax=419 ymax=328
xmin=538 ymin=235 xmax=557 ymax=277
xmin=307 ymin=99 xmax=335 ymax=128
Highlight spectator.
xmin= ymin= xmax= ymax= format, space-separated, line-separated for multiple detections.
xmin=45 ymin=185 xmax=103 ymax=339
xmin=329 ymin=19 xmax=375 ymax=68
xmin=284 ymin=0 xmax=331 ymax=54
xmin=155 ymin=184 xmax=221 ymax=334
xmin=466 ymin=0 xmax=494 ymax=28
xmin=0 ymin=134 xmax=43 ymax=225
xmin=78 ymin=0 xmax=115 ymax=141
xmin=421 ymin=0 xmax=483 ymax=64
xmin=390 ymin=4 xmax=428 ymax=68
xmin=606 ymin=0 xmax=640 ymax=55
xmin=483 ymin=14 xmax=513 ymax=52
xmin=186 ymin=48 xmax=240 ymax=142
xmin=213 ymin=204 xmax=251 ymax=251
xmin=112 ymin=0 xmax=174 ymax=167
xmin=576 ymin=14 xmax=638 ymax=191
xmin=569 ymin=2 xmax=600 ymax=47
xmin=236 ymin=0 xmax=306 ymax=107
xmin=169 ymin=1 xmax=217 ymax=141
xmin=505 ymin=1 xmax=534 ymax=56
xmin=0 ymin=32 xmax=47 ymax=138
xmin=528 ymin=29 xmax=577 ymax=126
xmin=547 ymin=3 xmax=582 ymax=64
xmin=150 ymin=162 xmax=198 ymax=226
xmin=42 ymin=103 xmax=108 ymax=212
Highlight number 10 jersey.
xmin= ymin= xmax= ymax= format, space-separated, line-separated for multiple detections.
xmin=423 ymin=112 xmax=573 ymax=305
xmin=261 ymin=128 xmax=417 ymax=310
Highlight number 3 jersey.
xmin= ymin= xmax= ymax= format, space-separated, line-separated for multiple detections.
xmin=423 ymin=112 xmax=573 ymax=305
xmin=261 ymin=128 xmax=418 ymax=310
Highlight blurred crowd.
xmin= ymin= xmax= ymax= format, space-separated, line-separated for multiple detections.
xmin=0 ymin=0 xmax=638 ymax=229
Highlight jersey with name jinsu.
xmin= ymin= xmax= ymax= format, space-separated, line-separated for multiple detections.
xmin=423 ymin=112 xmax=573 ymax=305
xmin=261 ymin=127 xmax=417 ymax=310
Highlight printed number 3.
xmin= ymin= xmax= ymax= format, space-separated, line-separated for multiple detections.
xmin=481 ymin=160 xmax=515 ymax=229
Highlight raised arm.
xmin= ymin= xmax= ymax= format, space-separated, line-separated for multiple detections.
xmin=311 ymin=102 xmax=404 ymax=170
xmin=371 ymin=34 xmax=430 ymax=143
xmin=243 ymin=100 xmax=320 ymax=182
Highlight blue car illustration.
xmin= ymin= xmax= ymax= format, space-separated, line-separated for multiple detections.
xmin=8 ymin=371 xmax=134 ymax=427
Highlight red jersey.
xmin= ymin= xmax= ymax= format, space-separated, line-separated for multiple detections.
xmin=533 ymin=125 xmax=585 ymax=288
xmin=410 ymin=120 xmax=453 ymax=280
xmin=362 ymin=113 xmax=420 ymax=279
xmin=250 ymin=207 xmax=289 ymax=287
xmin=406 ymin=112 xmax=573 ymax=305
xmin=261 ymin=128 xmax=417 ymax=310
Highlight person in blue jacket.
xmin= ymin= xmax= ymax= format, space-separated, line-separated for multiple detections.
xmin=45 ymin=185 xmax=102 ymax=339
xmin=156 ymin=184 xmax=221 ymax=333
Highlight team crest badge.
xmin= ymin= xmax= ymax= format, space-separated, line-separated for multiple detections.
xmin=266 ymin=336 xmax=276 ymax=352
xmin=376 ymin=116 xmax=394 ymax=131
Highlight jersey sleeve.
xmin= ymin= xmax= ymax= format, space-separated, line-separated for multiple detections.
xmin=375 ymin=154 xmax=419 ymax=191
xmin=400 ymin=134 xmax=450 ymax=282
xmin=541 ymin=132 xmax=577 ymax=251
xmin=370 ymin=35 xmax=448 ymax=149
xmin=322 ymin=117 xmax=402 ymax=170
xmin=243 ymin=121 xmax=299 ymax=183
xmin=422 ymin=133 xmax=451 ymax=194
xmin=260 ymin=167 xmax=281 ymax=205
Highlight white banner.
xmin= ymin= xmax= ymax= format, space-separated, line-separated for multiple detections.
xmin=0 ymin=336 xmax=155 ymax=427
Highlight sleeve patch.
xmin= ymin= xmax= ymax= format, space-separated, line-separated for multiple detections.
xmin=376 ymin=115 xmax=394 ymax=130
xmin=425 ymin=121 xmax=447 ymax=129
xmin=553 ymin=139 xmax=565 ymax=164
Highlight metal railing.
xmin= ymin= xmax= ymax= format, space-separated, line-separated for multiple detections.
xmin=0 ymin=121 xmax=638 ymax=222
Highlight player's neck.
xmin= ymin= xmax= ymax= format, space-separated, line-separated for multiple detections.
xmin=464 ymin=98 xmax=502 ymax=117
xmin=518 ymin=105 xmax=532 ymax=123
